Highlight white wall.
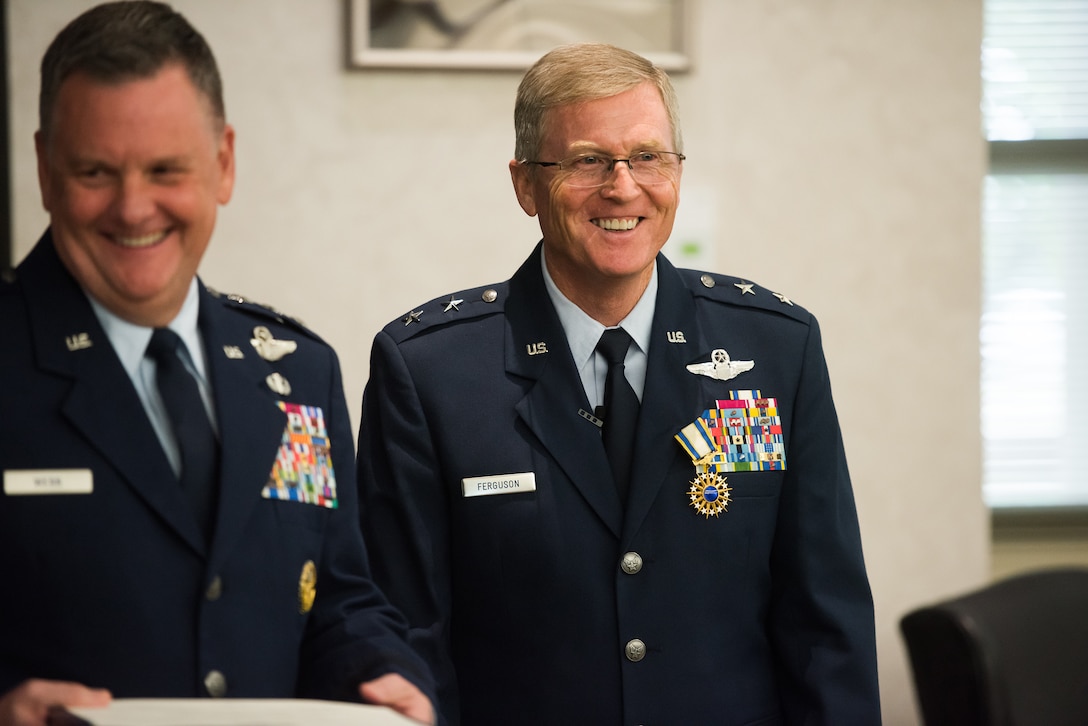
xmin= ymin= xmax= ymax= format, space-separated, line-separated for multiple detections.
xmin=7 ymin=1 xmax=988 ymax=723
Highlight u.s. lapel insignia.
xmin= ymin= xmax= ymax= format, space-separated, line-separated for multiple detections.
xmin=266 ymin=372 xmax=292 ymax=396
xmin=223 ymin=345 xmax=245 ymax=359
xmin=686 ymin=349 xmax=754 ymax=382
xmin=65 ymin=332 xmax=93 ymax=351
xmin=251 ymin=326 xmax=297 ymax=361
xmin=298 ymin=559 xmax=317 ymax=614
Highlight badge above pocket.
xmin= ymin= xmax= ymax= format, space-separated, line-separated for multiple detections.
xmin=675 ymin=390 xmax=786 ymax=518
xmin=262 ymin=403 xmax=337 ymax=509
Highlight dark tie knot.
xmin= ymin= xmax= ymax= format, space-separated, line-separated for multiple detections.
xmin=147 ymin=327 xmax=184 ymax=363
xmin=597 ymin=328 xmax=632 ymax=366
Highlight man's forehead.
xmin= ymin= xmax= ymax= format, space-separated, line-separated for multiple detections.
xmin=57 ymin=64 xmax=198 ymax=98
xmin=563 ymin=139 xmax=670 ymax=153
xmin=53 ymin=65 xmax=216 ymax=115
xmin=49 ymin=67 xmax=221 ymax=131
xmin=541 ymin=92 xmax=671 ymax=143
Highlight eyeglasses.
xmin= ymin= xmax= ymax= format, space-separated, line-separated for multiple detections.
xmin=522 ymin=150 xmax=685 ymax=188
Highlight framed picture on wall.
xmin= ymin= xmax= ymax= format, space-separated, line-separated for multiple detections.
xmin=349 ymin=0 xmax=690 ymax=71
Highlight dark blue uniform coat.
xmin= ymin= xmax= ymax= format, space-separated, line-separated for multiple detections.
xmin=357 ymin=245 xmax=881 ymax=725
xmin=0 ymin=233 xmax=433 ymax=703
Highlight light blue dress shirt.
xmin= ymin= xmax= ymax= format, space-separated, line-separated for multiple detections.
xmin=541 ymin=248 xmax=657 ymax=408
xmin=87 ymin=279 xmax=217 ymax=476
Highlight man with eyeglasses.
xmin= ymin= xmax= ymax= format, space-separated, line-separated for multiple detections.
xmin=357 ymin=42 xmax=880 ymax=725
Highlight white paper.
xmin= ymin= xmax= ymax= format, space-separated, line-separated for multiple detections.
xmin=66 ymin=698 xmax=419 ymax=726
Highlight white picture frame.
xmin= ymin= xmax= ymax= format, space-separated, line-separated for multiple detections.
xmin=349 ymin=0 xmax=691 ymax=72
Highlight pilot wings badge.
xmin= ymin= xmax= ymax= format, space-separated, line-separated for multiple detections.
xmin=251 ymin=326 xmax=298 ymax=362
xmin=686 ymin=349 xmax=754 ymax=382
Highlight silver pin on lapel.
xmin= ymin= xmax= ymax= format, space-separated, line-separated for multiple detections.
xmin=65 ymin=333 xmax=93 ymax=351
xmin=266 ymin=372 xmax=292 ymax=396
xmin=578 ymin=408 xmax=604 ymax=428
xmin=686 ymin=349 xmax=754 ymax=382
xmin=667 ymin=331 xmax=687 ymax=343
xmin=251 ymin=326 xmax=297 ymax=361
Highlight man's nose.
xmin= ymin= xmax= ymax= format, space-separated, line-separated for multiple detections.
xmin=600 ymin=159 xmax=641 ymax=194
xmin=113 ymin=175 xmax=156 ymax=224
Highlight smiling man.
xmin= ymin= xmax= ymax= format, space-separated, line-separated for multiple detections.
xmin=357 ymin=43 xmax=881 ymax=725
xmin=0 ymin=3 xmax=433 ymax=724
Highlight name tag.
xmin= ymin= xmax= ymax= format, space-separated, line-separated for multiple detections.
xmin=461 ymin=472 xmax=536 ymax=498
xmin=4 ymin=469 xmax=94 ymax=496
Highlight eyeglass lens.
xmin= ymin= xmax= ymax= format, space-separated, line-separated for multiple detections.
xmin=565 ymin=153 xmax=681 ymax=187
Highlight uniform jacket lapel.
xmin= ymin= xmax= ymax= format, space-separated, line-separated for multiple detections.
xmin=505 ymin=248 xmax=623 ymax=537
xmin=624 ymin=256 xmax=708 ymax=543
xmin=196 ymin=288 xmax=287 ymax=571
xmin=19 ymin=235 xmax=207 ymax=555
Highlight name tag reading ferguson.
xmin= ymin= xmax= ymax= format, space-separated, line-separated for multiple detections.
xmin=461 ymin=472 xmax=536 ymax=498
xmin=4 ymin=469 xmax=93 ymax=495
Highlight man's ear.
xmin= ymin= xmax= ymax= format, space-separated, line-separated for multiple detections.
xmin=215 ymin=123 xmax=237 ymax=205
xmin=35 ymin=130 xmax=54 ymax=213
xmin=509 ymin=160 xmax=538 ymax=217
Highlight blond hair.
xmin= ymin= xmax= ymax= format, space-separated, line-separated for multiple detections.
xmin=514 ymin=43 xmax=682 ymax=162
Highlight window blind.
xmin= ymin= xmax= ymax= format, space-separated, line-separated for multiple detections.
xmin=983 ymin=0 xmax=1088 ymax=140
xmin=981 ymin=0 xmax=1088 ymax=508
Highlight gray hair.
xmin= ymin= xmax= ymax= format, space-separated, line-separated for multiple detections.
xmin=513 ymin=42 xmax=682 ymax=162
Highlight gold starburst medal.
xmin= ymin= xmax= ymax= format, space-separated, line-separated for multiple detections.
xmin=688 ymin=471 xmax=731 ymax=518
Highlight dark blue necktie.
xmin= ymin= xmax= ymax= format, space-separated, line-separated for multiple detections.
xmin=597 ymin=328 xmax=640 ymax=502
xmin=146 ymin=328 xmax=219 ymax=539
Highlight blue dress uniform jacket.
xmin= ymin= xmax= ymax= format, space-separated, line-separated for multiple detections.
xmin=357 ymin=245 xmax=880 ymax=726
xmin=0 ymin=233 xmax=434 ymax=703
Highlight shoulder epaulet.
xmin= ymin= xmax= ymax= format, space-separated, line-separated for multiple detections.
xmin=678 ymin=268 xmax=813 ymax=323
xmin=207 ymin=287 xmax=325 ymax=343
xmin=384 ymin=280 xmax=511 ymax=344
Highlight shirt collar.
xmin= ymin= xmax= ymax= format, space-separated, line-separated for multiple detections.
xmin=540 ymin=247 xmax=657 ymax=368
xmin=87 ymin=278 xmax=205 ymax=378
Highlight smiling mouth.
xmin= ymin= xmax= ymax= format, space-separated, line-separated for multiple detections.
xmin=593 ymin=217 xmax=640 ymax=231
xmin=113 ymin=231 xmax=168 ymax=248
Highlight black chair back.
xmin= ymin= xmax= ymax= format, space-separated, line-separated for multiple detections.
xmin=900 ymin=567 xmax=1088 ymax=726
